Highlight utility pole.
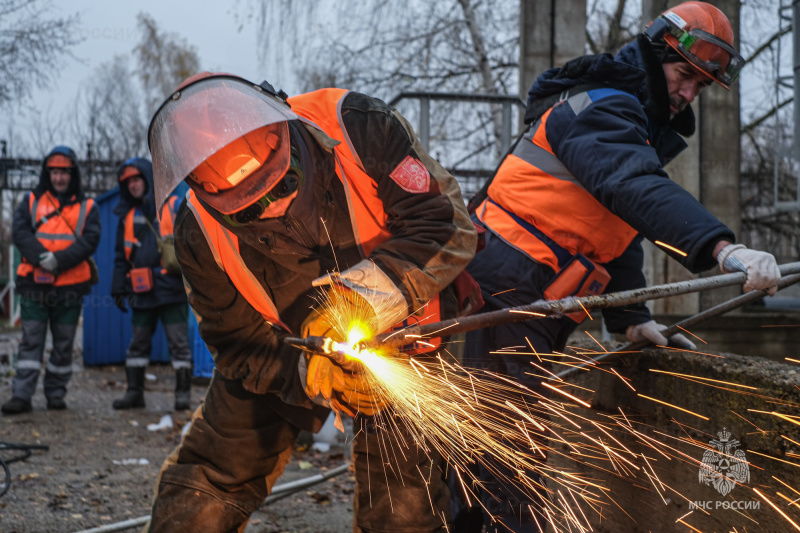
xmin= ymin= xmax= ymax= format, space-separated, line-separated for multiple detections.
xmin=518 ymin=0 xmax=586 ymax=128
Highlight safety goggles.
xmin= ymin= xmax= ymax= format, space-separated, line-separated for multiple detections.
xmin=221 ymin=148 xmax=303 ymax=226
xmin=647 ymin=15 xmax=744 ymax=87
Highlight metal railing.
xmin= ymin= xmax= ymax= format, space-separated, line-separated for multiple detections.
xmin=388 ymin=91 xmax=525 ymax=198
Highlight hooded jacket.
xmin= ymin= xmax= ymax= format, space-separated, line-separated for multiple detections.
xmin=468 ymin=36 xmax=736 ymax=333
xmin=12 ymin=146 xmax=101 ymax=301
xmin=111 ymin=157 xmax=186 ymax=309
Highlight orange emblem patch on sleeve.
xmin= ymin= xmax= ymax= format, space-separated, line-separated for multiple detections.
xmin=389 ymin=155 xmax=430 ymax=193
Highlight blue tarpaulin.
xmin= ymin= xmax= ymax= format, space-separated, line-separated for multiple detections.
xmin=82 ymin=185 xmax=214 ymax=377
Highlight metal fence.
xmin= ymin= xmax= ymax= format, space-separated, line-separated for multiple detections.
xmin=0 ymin=91 xmax=524 ymax=301
xmin=388 ymin=91 xmax=526 ymax=199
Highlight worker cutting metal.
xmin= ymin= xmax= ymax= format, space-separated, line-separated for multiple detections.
xmin=453 ymin=2 xmax=782 ymax=532
xmin=144 ymin=72 xmax=477 ymax=532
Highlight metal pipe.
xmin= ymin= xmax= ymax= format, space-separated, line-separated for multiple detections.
xmin=72 ymin=464 xmax=351 ymax=533
xmin=419 ymin=96 xmax=430 ymax=151
xmin=555 ymin=272 xmax=800 ymax=381
xmin=72 ymin=516 xmax=148 ymax=533
xmin=360 ymin=262 xmax=800 ymax=352
xmin=501 ymin=101 xmax=512 ymax=154
xmin=286 ymin=335 xmax=337 ymax=355
xmin=259 ymin=463 xmax=351 ymax=506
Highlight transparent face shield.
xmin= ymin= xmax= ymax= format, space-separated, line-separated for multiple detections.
xmin=148 ymin=75 xmax=298 ymax=214
xmin=221 ymin=146 xmax=304 ymax=226
xmin=646 ymin=15 xmax=744 ymax=89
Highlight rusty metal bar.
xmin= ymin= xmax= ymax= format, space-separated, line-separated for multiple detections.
xmin=359 ymin=262 xmax=800 ymax=352
xmin=555 ymin=271 xmax=800 ymax=380
xmin=286 ymin=335 xmax=336 ymax=355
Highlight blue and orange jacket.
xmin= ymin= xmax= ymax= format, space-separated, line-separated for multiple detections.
xmin=12 ymin=146 xmax=101 ymax=300
xmin=111 ymin=157 xmax=187 ymax=309
xmin=469 ymin=36 xmax=735 ymax=333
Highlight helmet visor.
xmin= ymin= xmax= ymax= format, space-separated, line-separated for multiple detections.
xmin=148 ymin=75 xmax=298 ymax=213
xmin=661 ymin=14 xmax=744 ymax=88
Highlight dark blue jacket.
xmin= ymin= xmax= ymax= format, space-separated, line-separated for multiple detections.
xmin=12 ymin=145 xmax=101 ymax=302
xmin=110 ymin=157 xmax=186 ymax=309
xmin=469 ymin=36 xmax=735 ymax=333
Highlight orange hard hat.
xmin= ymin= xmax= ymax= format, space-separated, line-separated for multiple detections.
xmin=645 ymin=1 xmax=743 ymax=89
xmin=187 ymin=122 xmax=291 ymax=214
xmin=118 ymin=165 xmax=142 ymax=182
xmin=46 ymin=154 xmax=73 ymax=168
xmin=148 ymin=74 xmax=298 ymax=215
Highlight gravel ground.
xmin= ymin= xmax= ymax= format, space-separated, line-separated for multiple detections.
xmin=0 ymin=358 xmax=356 ymax=533
xmin=2 ymin=329 xmax=800 ymax=533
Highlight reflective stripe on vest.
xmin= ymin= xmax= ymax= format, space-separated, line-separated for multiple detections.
xmin=483 ymin=88 xmax=639 ymax=268
xmin=160 ymin=196 xmax=177 ymax=235
xmin=30 ymin=192 xmax=89 ymax=244
xmin=124 ymin=196 xmax=178 ymax=261
xmin=17 ymin=192 xmax=95 ymax=286
xmin=186 ymin=193 xmax=289 ymax=331
xmin=288 ymin=89 xmax=391 ymax=258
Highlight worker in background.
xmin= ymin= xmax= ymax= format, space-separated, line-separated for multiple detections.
xmin=3 ymin=146 xmax=101 ymax=415
xmin=456 ymin=2 xmax=781 ymax=531
xmin=143 ymin=73 xmax=477 ymax=532
xmin=110 ymin=157 xmax=192 ymax=411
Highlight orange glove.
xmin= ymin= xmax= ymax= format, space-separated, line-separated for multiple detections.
xmin=303 ymin=353 xmax=385 ymax=417
xmin=300 ymin=291 xmax=387 ymax=418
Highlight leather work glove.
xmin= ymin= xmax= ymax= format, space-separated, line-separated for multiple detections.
xmin=302 ymin=351 xmax=386 ymax=417
xmin=300 ymin=290 xmax=387 ymax=419
xmin=312 ymin=259 xmax=409 ymax=335
xmin=716 ymin=244 xmax=781 ymax=295
xmin=626 ymin=320 xmax=697 ymax=350
xmin=112 ymin=293 xmax=128 ymax=313
xmin=38 ymin=251 xmax=58 ymax=273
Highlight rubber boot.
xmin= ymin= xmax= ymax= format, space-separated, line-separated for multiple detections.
xmin=174 ymin=367 xmax=192 ymax=411
xmin=113 ymin=367 xmax=146 ymax=409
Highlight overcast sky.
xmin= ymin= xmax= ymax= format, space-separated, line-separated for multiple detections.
xmin=1 ymin=0 xmax=788 ymax=158
xmin=1 ymin=0 xmax=303 ymax=156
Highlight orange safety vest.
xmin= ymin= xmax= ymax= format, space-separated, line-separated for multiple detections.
xmin=187 ymin=89 xmax=441 ymax=352
xmin=17 ymin=191 xmax=95 ymax=286
xmin=477 ymin=98 xmax=639 ymax=274
xmin=123 ymin=196 xmax=178 ymax=263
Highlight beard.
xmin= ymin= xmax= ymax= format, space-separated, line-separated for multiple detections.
xmin=670 ymin=96 xmax=688 ymax=115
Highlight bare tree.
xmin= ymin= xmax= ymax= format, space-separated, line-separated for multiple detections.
xmin=71 ymin=56 xmax=148 ymax=166
xmin=134 ymin=13 xmax=201 ymax=116
xmin=58 ymin=13 xmax=201 ymax=192
xmin=241 ymin=0 xmax=796 ymax=260
xmin=241 ymin=0 xmax=518 ymax=176
xmin=586 ymin=0 xmax=638 ymax=54
xmin=0 ymin=0 xmax=82 ymax=106
xmin=740 ymin=120 xmax=800 ymax=260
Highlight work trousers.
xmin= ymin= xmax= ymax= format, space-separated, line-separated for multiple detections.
xmin=12 ymin=296 xmax=82 ymax=403
xmin=147 ymin=371 xmax=451 ymax=532
xmin=125 ymin=303 xmax=191 ymax=370
xmin=452 ymin=303 xmax=576 ymax=533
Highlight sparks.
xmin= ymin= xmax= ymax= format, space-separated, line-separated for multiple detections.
xmin=654 ymin=240 xmax=688 ymax=256
xmin=307 ymin=277 xmax=800 ymax=532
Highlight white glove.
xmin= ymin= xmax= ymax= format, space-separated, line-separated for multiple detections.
xmin=312 ymin=259 xmax=408 ymax=334
xmin=626 ymin=320 xmax=696 ymax=350
xmin=716 ymin=244 xmax=780 ymax=295
xmin=38 ymin=252 xmax=58 ymax=273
